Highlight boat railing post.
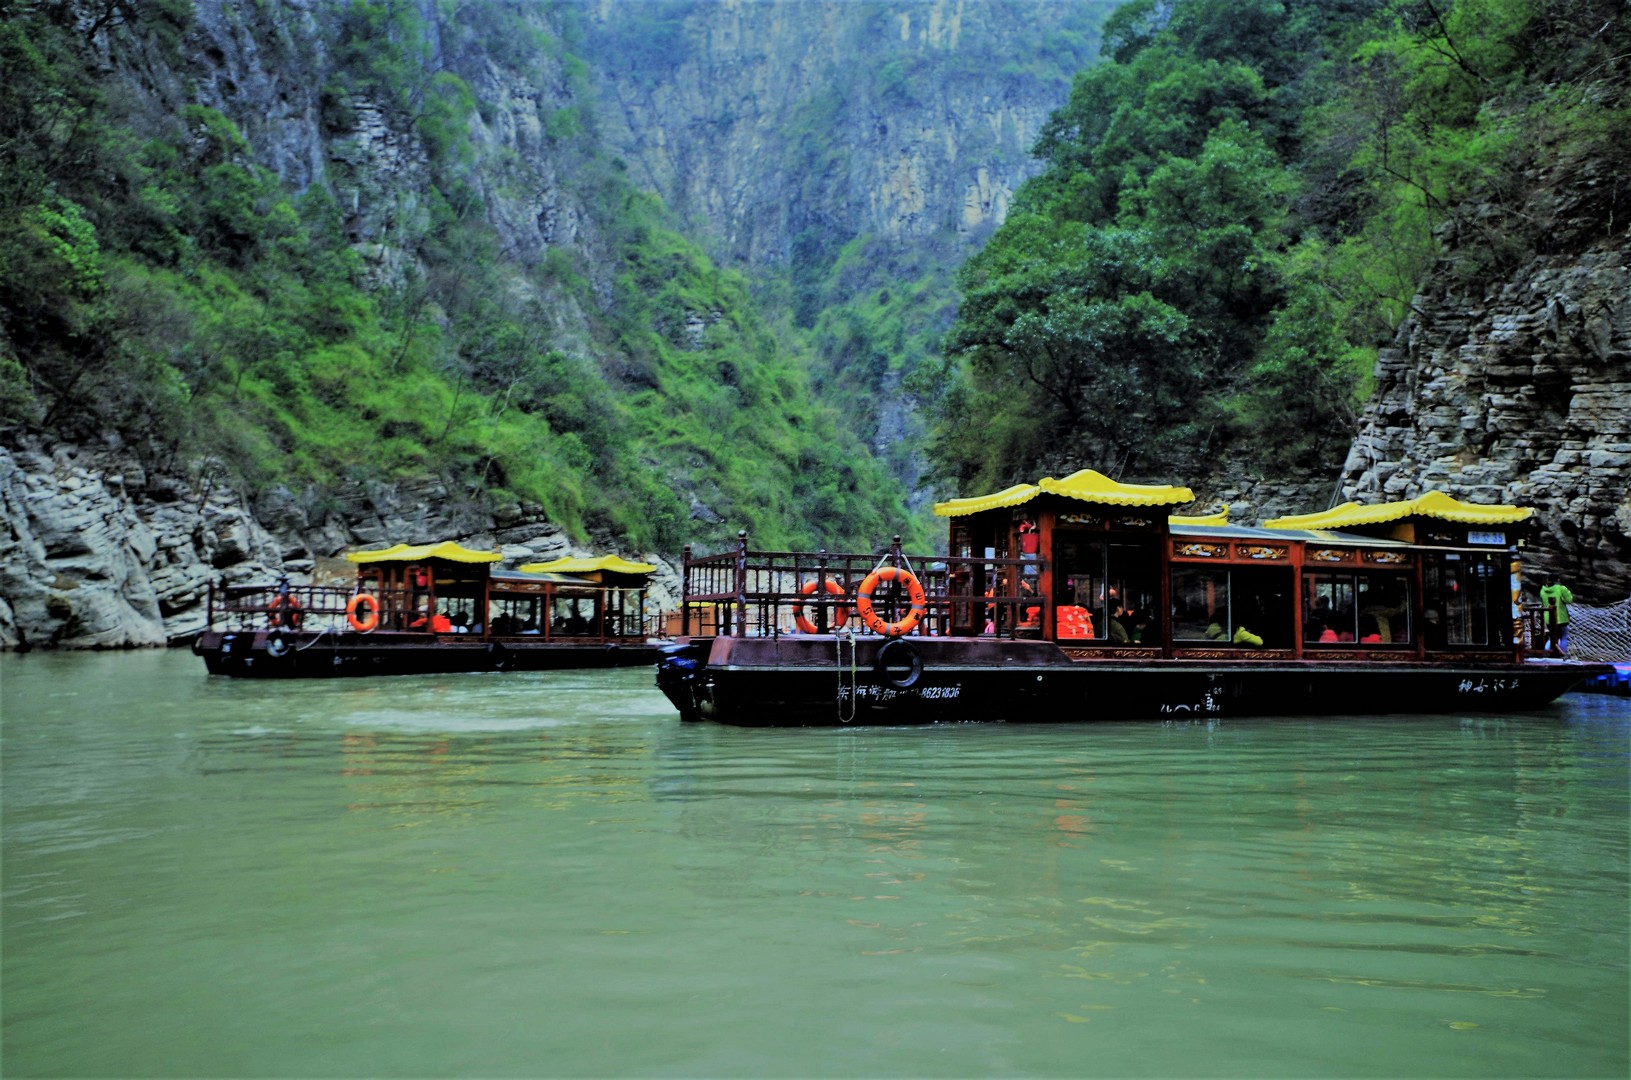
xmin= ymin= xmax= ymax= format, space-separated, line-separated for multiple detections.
xmin=680 ymin=545 xmax=692 ymax=636
xmin=817 ymin=549 xmax=828 ymax=633
xmin=735 ymin=530 xmax=748 ymax=638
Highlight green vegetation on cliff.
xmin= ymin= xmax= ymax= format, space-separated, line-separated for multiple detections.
xmin=0 ymin=1 xmax=909 ymax=554
xmin=3 ymin=0 xmax=1623 ymax=553
xmin=930 ymin=0 xmax=1629 ymax=493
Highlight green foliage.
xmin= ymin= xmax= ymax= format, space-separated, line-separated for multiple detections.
xmin=939 ymin=2 xmax=1343 ymax=489
xmin=933 ymin=0 xmax=1626 ymax=493
xmin=944 ymin=218 xmax=1197 ymax=483
xmin=7 ymin=0 xmax=1620 ymax=563
xmin=0 ymin=0 xmax=921 ymax=557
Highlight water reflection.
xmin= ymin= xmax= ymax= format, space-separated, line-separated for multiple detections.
xmin=2 ymin=651 xmax=1626 ymax=1079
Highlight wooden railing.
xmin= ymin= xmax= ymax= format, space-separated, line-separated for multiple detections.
xmin=678 ymin=532 xmax=1044 ymax=639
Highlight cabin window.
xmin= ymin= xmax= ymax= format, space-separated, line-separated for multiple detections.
xmin=1054 ymin=535 xmax=1159 ymax=643
xmin=552 ymin=596 xmax=597 ymax=635
xmin=490 ymin=596 xmax=544 ymax=634
xmin=1172 ymin=566 xmax=1294 ymax=646
xmin=1305 ymin=572 xmax=1411 ymax=644
xmin=1423 ymin=551 xmax=1511 ymax=648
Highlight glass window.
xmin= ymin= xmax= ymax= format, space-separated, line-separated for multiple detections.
xmin=1423 ymin=552 xmax=1512 ymax=648
xmin=1305 ymin=572 xmax=1411 ymax=644
xmin=1172 ymin=567 xmax=1230 ymax=641
xmin=1173 ymin=566 xmax=1293 ymax=646
xmin=1356 ymin=573 xmax=1410 ymax=644
xmin=1304 ymin=574 xmax=1356 ymax=642
xmin=1053 ymin=535 xmax=1159 ymax=643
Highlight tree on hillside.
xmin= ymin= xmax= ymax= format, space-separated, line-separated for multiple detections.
xmin=932 ymin=0 xmax=1441 ymax=494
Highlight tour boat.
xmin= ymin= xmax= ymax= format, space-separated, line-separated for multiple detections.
xmin=193 ymin=542 xmax=662 ymax=677
xmin=654 ymin=471 xmax=1610 ymax=725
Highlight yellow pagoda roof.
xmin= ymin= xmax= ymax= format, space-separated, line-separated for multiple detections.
xmin=518 ymin=554 xmax=656 ymax=576
xmin=1039 ymin=469 xmax=1195 ymax=507
xmin=1170 ymin=506 xmax=1229 ymax=526
xmin=935 ymin=470 xmax=1195 ymax=517
xmin=932 ymin=483 xmax=1042 ymax=517
xmin=344 ymin=541 xmax=502 ymax=564
xmin=1264 ymin=491 xmax=1532 ymax=530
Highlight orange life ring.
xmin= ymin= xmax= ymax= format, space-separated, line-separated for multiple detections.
xmin=267 ymin=594 xmax=303 ymax=630
xmin=855 ymin=566 xmax=927 ymax=637
xmin=346 ymin=593 xmax=380 ymax=633
xmin=793 ymin=578 xmax=849 ymax=634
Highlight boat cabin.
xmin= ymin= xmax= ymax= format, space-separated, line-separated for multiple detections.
xmin=675 ymin=470 xmax=1534 ymax=664
xmin=205 ymin=542 xmax=657 ymax=646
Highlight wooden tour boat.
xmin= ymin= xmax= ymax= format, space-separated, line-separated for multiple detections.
xmin=654 ymin=471 xmax=1611 ymax=725
xmin=194 ymin=542 xmax=662 ymax=677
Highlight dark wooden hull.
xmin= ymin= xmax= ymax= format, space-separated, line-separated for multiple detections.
xmin=195 ymin=629 xmax=658 ymax=678
xmin=655 ymin=636 xmax=1611 ymax=726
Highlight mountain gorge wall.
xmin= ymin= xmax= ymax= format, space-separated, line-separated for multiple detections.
xmin=3 ymin=0 xmax=1112 ymax=649
xmin=1340 ymin=241 xmax=1631 ymax=603
xmin=585 ymin=0 xmax=1111 ymax=265
xmin=3 ymin=1 xmax=1626 ymax=651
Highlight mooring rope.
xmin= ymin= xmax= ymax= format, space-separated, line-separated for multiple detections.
xmin=836 ymin=626 xmax=858 ymax=724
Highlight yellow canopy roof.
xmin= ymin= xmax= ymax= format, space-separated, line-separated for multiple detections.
xmin=1037 ymin=469 xmax=1195 ymax=507
xmin=518 ymin=555 xmax=656 ymax=576
xmin=344 ymin=541 xmax=502 ymax=564
xmin=932 ymin=483 xmax=1041 ymax=517
xmin=1264 ymin=491 xmax=1532 ymax=530
xmin=1171 ymin=506 xmax=1229 ymax=526
xmin=934 ymin=470 xmax=1195 ymax=517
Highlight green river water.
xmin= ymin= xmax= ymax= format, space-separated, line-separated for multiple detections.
xmin=2 ymin=650 xmax=1627 ymax=1078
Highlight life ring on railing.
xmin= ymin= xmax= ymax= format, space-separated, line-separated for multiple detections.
xmin=267 ymin=594 xmax=303 ymax=630
xmin=346 ymin=593 xmax=380 ymax=633
xmin=793 ymin=578 xmax=849 ymax=634
xmin=855 ymin=565 xmax=927 ymax=638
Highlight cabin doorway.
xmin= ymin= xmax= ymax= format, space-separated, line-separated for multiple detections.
xmin=1052 ymin=532 xmax=1159 ymax=644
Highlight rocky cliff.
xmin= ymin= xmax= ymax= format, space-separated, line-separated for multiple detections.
xmin=585 ymin=0 xmax=1111 ymax=266
xmin=1338 ymin=243 xmax=1630 ymax=603
xmin=3 ymin=0 xmax=1625 ymax=651
xmin=1336 ymin=127 xmax=1631 ymax=606
xmin=0 ymin=437 xmax=680 ymax=649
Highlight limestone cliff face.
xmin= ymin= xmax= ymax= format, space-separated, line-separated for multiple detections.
xmin=6 ymin=0 xmax=1623 ymax=649
xmin=0 ymin=0 xmax=638 ymax=650
xmin=0 ymin=439 xmax=679 ymax=649
xmin=585 ymin=0 xmax=1107 ymax=266
xmin=175 ymin=0 xmax=594 ymax=300
xmin=0 ymin=443 xmax=283 ymax=648
xmin=1339 ymin=244 xmax=1631 ymax=602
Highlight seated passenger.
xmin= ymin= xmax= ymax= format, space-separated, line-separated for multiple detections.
xmin=1204 ymin=612 xmax=1227 ymax=641
xmin=1306 ymin=598 xmax=1335 ymax=641
xmin=1232 ymin=626 xmax=1264 ymax=646
xmin=430 ymin=612 xmax=452 ymax=633
xmin=1108 ymin=604 xmax=1130 ymax=643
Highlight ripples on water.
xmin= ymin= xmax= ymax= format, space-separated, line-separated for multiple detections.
xmin=2 ymin=651 xmax=1627 ymax=1078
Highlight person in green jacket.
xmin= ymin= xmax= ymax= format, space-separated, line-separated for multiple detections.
xmin=1539 ymin=577 xmax=1574 ymax=655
